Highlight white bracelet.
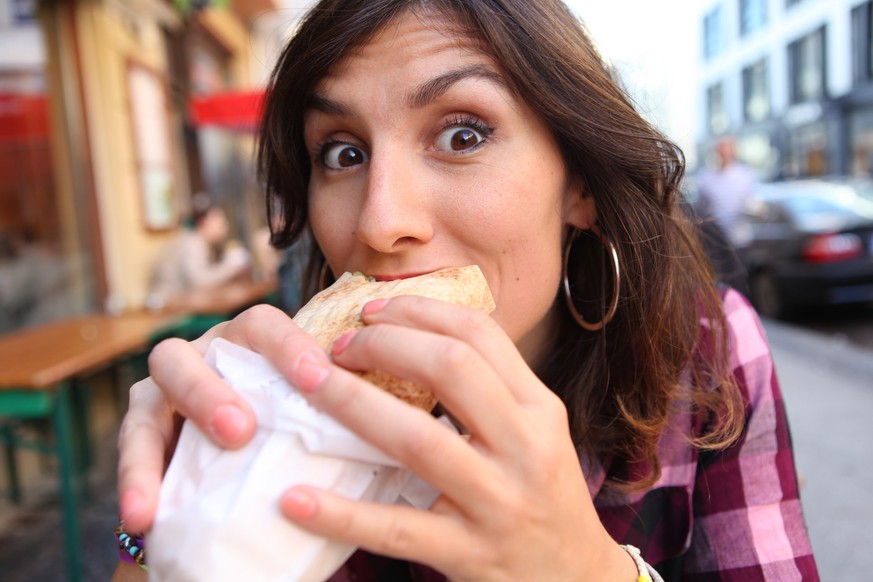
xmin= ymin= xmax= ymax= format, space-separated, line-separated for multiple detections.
xmin=619 ymin=544 xmax=664 ymax=582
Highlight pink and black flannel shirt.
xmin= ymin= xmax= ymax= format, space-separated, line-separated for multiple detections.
xmin=329 ymin=289 xmax=820 ymax=581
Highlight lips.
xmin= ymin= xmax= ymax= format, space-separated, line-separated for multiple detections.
xmin=371 ymin=270 xmax=441 ymax=282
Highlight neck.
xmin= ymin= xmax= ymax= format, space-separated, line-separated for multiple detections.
xmin=517 ymin=301 xmax=561 ymax=372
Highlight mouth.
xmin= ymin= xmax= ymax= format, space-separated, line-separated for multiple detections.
xmin=371 ymin=271 xmax=435 ymax=282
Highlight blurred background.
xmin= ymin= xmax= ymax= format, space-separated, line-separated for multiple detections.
xmin=1 ymin=0 xmax=872 ymax=579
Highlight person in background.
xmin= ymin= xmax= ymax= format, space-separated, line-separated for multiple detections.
xmin=0 ymin=229 xmax=74 ymax=333
xmin=114 ymin=1 xmax=818 ymax=580
xmin=146 ymin=195 xmax=250 ymax=310
xmin=695 ymin=136 xmax=758 ymax=295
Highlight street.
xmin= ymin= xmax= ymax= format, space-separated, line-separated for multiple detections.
xmin=787 ymin=304 xmax=873 ymax=351
xmin=762 ymin=316 xmax=873 ymax=580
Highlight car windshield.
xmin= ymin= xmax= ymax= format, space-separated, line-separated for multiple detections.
xmin=767 ymin=183 xmax=873 ymax=231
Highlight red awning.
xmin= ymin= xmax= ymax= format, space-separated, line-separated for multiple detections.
xmin=0 ymin=93 xmax=49 ymax=142
xmin=188 ymin=90 xmax=265 ymax=132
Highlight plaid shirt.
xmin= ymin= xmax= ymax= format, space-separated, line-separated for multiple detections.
xmin=329 ymin=289 xmax=819 ymax=581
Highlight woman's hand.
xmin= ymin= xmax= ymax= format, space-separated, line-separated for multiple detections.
xmin=117 ymin=298 xmax=636 ymax=579
xmin=116 ymin=305 xmax=328 ymax=533
xmin=276 ymin=296 xmax=636 ymax=581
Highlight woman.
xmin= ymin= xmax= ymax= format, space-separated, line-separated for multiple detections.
xmin=114 ymin=0 xmax=818 ymax=580
xmin=146 ymin=197 xmax=250 ymax=310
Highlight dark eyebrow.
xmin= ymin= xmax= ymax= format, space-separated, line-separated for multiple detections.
xmin=305 ymin=65 xmax=509 ymax=116
xmin=407 ymin=65 xmax=509 ymax=108
xmin=305 ymin=94 xmax=352 ymax=117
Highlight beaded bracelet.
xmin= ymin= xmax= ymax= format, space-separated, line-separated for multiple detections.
xmin=115 ymin=519 xmax=148 ymax=571
xmin=620 ymin=544 xmax=663 ymax=582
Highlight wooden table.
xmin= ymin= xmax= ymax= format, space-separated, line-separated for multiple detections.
xmin=158 ymin=276 xmax=279 ymax=340
xmin=162 ymin=275 xmax=279 ymax=316
xmin=0 ymin=279 xmax=277 ymax=580
xmin=0 ymin=311 xmax=184 ymax=389
xmin=0 ymin=311 xmax=184 ymax=582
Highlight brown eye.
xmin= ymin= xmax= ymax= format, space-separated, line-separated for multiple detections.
xmin=451 ymin=129 xmax=479 ymax=150
xmin=435 ymin=126 xmax=486 ymax=152
xmin=322 ymin=143 xmax=368 ymax=169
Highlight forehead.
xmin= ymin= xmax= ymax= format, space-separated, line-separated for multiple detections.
xmin=316 ymin=9 xmax=497 ymax=89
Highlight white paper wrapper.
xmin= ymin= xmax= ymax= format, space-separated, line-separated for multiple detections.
xmin=148 ymin=338 xmax=442 ymax=582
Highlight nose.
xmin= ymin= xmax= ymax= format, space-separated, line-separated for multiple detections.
xmin=355 ymin=150 xmax=433 ymax=253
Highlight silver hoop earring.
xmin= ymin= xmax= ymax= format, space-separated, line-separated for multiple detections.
xmin=562 ymin=228 xmax=621 ymax=331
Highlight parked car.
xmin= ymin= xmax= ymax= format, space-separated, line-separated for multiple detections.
xmin=741 ymin=178 xmax=873 ymax=318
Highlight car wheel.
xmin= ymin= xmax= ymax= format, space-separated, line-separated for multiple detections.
xmin=750 ymin=270 xmax=786 ymax=318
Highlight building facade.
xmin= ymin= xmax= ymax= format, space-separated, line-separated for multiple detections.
xmin=697 ymin=0 xmax=873 ymax=179
xmin=0 ymin=0 xmax=281 ymax=335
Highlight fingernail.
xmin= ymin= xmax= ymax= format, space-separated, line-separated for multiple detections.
xmin=282 ymin=488 xmax=317 ymax=519
xmin=213 ymin=403 xmax=249 ymax=444
xmin=296 ymin=351 xmax=329 ymax=392
xmin=362 ymin=298 xmax=389 ymax=316
xmin=331 ymin=331 xmax=356 ymax=356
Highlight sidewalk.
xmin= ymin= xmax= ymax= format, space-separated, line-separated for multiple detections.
xmin=762 ymin=317 xmax=873 ymax=580
xmin=0 ymin=378 xmax=122 ymax=581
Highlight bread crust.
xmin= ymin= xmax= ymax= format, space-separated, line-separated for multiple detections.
xmin=292 ymin=265 xmax=495 ymax=411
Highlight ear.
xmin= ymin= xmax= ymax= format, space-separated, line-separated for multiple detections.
xmin=564 ymin=180 xmax=597 ymax=230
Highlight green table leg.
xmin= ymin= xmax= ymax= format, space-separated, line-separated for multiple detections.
xmin=0 ymin=386 xmax=83 ymax=582
xmin=70 ymin=380 xmax=92 ymax=502
xmin=1 ymin=423 xmax=22 ymax=504
xmin=54 ymin=382 xmax=83 ymax=582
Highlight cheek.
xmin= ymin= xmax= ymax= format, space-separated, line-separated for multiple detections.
xmin=307 ymin=198 xmax=328 ymax=240
xmin=491 ymin=265 xmax=562 ymax=346
xmin=487 ymin=227 xmax=565 ymax=342
xmin=307 ymin=191 xmax=343 ymax=261
xmin=460 ymin=180 xmax=566 ymax=337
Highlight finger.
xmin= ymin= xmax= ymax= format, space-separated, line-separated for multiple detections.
xmin=187 ymin=320 xmax=230 ymax=353
xmin=148 ymin=337 xmax=255 ymax=448
xmin=300 ymin=363 xmax=503 ymax=511
xmin=361 ymin=296 xmax=545 ymax=404
xmin=216 ymin=304 xmax=334 ymax=394
xmin=116 ymin=377 xmax=175 ymax=532
xmin=279 ymin=486 xmax=474 ymax=572
xmin=330 ymin=322 xmax=527 ymax=449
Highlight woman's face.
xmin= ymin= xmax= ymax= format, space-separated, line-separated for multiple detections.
xmin=303 ymin=10 xmax=593 ymax=361
xmin=199 ymin=207 xmax=229 ymax=244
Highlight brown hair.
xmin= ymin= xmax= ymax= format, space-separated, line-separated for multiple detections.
xmin=258 ymin=0 xmax=743 ymax=490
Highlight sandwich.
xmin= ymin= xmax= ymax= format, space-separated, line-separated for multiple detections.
xmin=292 ymin=265 xmax=496 ymax=412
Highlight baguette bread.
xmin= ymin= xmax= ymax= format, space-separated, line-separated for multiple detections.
xmin=292 ymin=265 xmax=495 ymax=411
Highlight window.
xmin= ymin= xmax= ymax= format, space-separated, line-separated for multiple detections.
xmin=707 ymin=82 xmax=728 ymax=135
xmin=703 ymin=6 xmax=725 ymax=60
xmin=743 ymin=59 xmax=770 ymax=122
xmin=12 ymin=0 xmax=36 ymax=23
xmin=851 ymin=2 xmax=873 ymax=84
xmin=788 ymin=27 xmax=826 ymax=104
xmin=740 ymin=0 xmax=767 ymax=36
